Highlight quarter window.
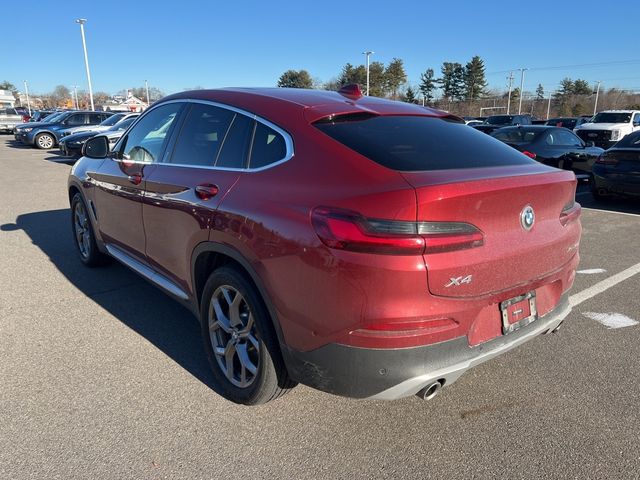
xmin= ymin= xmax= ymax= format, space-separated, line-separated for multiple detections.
xmin=249 ymin=122 xmax=287 ymax=169
xmin=168 ymin=103 xmax=235 ymax=167
xmin=121 ymin=103 xmax=182 ymax=163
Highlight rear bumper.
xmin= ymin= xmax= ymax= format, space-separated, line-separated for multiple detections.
xmin=285 ymin=292 xmax=570 ymax=400
xmin=592 ymin=171 xmax=640 ymax=197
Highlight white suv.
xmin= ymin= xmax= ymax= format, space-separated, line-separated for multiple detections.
xmin=575 ymin=110 xmax=640 ymax=149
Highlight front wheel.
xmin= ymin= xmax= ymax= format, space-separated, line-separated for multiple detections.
xmin=35 ymin=132 xmax=55 ymax=149
xmin=70 ymin=193 xmax=109 ymax=267
xmin=200 ymin=266 xmax=295 ymax=405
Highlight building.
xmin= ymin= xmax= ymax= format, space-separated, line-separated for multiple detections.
xmin=0 ymin=90 xmax=15 ymax=107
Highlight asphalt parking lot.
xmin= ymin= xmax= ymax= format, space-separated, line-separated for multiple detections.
xmin=1 ymin=137 xmax=639 ymax=479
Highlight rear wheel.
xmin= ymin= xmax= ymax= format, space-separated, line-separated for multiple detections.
xmin=200 ymin=266 xmax=295 ymax=405
xmin=590 ymin=176 xmax=609 ymax=201
xmin=35 ymin=132 xmax=55 ymax=149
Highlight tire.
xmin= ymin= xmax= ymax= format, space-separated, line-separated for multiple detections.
xmin=35 ymin=132 xmax=55 ymax=149
xmin=200 ymin=266 xmax=295 ymax=405
xmin=590 ymin=177 xmax=609 ymax=201
xmin=70 ymin=193 xmax=109 ymax=267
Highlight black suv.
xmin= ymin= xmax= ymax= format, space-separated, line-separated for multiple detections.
xmin=473 ymin=114 xmax=533 ymax=135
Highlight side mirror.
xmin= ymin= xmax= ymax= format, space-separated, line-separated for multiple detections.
xmin=83 ymin=135 xmax=109 ymax=158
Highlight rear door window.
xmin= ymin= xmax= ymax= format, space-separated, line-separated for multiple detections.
xmin=215 ymin=113 xmax=254 ymax=169
xmin=315 ymin=115 xmax=535 ymax=171
xmin=65 ymin=114 xmax=86 ymax=126
xmin=168 ymin=103 xmax=234 ymax=167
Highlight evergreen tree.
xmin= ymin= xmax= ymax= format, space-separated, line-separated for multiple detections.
xmin=463 ymin=56 xmax=487 ymax=101
xmin=418 ymin=68 xmax=436 ymax=104
xmin=277 ymin=70 xmax=313 ymax=89
xmin=404 ymin=86 xmax=417 ymax=103
xmin=385 ymin=58 xmax=407 ymax=99
xmin=439 ymin=62 xmax=465 ymax=101
xmin=573 ymin=79 xmax=591 ymax=95
xmin=535 ymin=84 xmax=545 ymax=100
xmin=368 ymin=61 xmax=387 ymax=97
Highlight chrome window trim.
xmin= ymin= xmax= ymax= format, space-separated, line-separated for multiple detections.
xmin=110 ymin=98 xmax=295 ymax=172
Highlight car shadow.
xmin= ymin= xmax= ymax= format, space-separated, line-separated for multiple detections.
xmin=0 ymin=208 xmax=216 ymax=390
xmin=577 ymin=192 xmax=640 ymax=215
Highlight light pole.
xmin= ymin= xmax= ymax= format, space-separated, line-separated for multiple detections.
xmin=23 ymin=80 xmax=31 ymax=116
xmin=506 ymin=72 xmax=514 ymax=114
xmin=517 ymin=68 xmax=528 ymax=115
xmin=145 ymin=79 xmax=150 ymax=107
xmin=546 ymin=93 xmax=552 ymax=120
xmin=593 ymin=81 xmax=602 ymax=115
xmin=75 ymin=19 xmax=95 ymax=111
xmin=71 ymin=85 xmax=79 ymax=109
xmin=362 ymin=51 xmax=374 ymax=96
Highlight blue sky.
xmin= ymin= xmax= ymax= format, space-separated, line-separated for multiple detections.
xmin=4 ymin=0 xmax=640 ymax=97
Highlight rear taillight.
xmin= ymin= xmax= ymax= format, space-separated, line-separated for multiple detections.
xmin=595 ymin=153 xmax=618 ymax=165
xmin=560 ymin=201 xmax=581 ymax=226
xmin=22 ymin=115 xmax=30 ymax=123
xmin=522 ymin=150 xmax=537 ymax=159
xmin=311 ymin=207 xmax=483 ymax=255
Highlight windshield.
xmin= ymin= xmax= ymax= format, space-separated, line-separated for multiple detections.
xmin=2 ymin=108 xmax=18 ymax=115
xmin=99 ymin=114 xmax=124 ymax=127
xmin=41 ymin=112 xmax=64 ymax=123
xmin=592 ymin=112 xmax=632 ymax=124
xmin=486 ymin=115 xmax=514 ymax=125
xmin=492 ymin=128 xmax=542 ymax=144
xmin=109 ymin=116 xmax=136 ymax=131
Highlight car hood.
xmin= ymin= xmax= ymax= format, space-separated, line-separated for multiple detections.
xmin=576 ymin=122 xmax=629 ymax=130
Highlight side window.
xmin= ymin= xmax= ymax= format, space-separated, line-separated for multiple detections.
xmin=249 ymin=122 xmax=287 ymax=169
xmin=121 ymin=103 xmax=182 ymax=163
xmin=168 ymin=103 xmax=234 ymax=167
xmin=633 ymin=113 xmax=640 ymax=126
xmin=215 ymin=114 xmax=254 ymax=168
xmin=65 ymin=114 xmax=86 ymax=126
xmin=555 ymin=129 xmax=582 ymax=146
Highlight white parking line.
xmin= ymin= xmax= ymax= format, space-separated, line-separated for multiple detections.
xmin=577 ymin=268 xmax=606 ymax=275
xmin=570 ymin=262 xmax=640 ymax=307
xmin=582 ymin=312 xmax=639 ymax=329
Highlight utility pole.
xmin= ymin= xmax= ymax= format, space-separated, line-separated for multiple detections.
xmin=71 ymin=85 xmax=79 ymax=109
xmin=518 ymin=68 xmax=528 ymax=115
xmin=593 ymin=81 xmax=602 ymax=115
xmin=362 ymin=51 xmax=374 ymax=96
xmin=506 ymin=72 xmax=514 ymax=114
xmin=145 ymin=79 xmax=150 ymax=107
xmin=546 ymin=93 xmax=552 ymax=120
xmin=75 ymin=19 xmax=95 ymax=111
xmin=23 ymin=80 xmax=31 ymax=116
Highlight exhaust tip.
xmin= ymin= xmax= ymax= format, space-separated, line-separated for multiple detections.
xmin=416 ymin=380 xmax=443 ymax=401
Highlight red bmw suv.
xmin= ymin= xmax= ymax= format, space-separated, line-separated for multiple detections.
xmin=68 ymin=86 xmax=581 ymax=405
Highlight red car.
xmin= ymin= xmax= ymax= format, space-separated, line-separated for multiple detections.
xmin=68 ymin=86 xmax=581 ymax=405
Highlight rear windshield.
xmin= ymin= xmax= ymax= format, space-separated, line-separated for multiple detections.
xmin=314 ymin=115 xmax=536 ymax=171
xmin=613 ymin=131 xmax=640 ymax=148
xmin=485 ymin=115 xmax=514 ymax=125
xmin=492 ymin=128 xmax=542 ymax=144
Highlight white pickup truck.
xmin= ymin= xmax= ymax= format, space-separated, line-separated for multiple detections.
xmin=574 ymin=110 xmax=640 ymax=149
xmin=0 ymin=108 xmax=24 ymax=133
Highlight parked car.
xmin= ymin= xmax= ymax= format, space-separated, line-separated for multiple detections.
xmin=59 ymin=112 xmax=138 ymax=138
xmin=591 ymin=130 xmax=640 ymax=199
xmin=59 ymin=115 xmax=138 ymax=158
xmin=14 ymin=111 xmax=65 ymax=139
xmin=0 ymin=108 xmax=25 ymax=133
xmin=473 ymin=114 xmax=533 ymax=134
xmin=15 ymin=110 xmax=113 ymax=149
xmin=574 ymin=110 xmax=640 ymax=149
xmin=27 ymin=110 xmax=56 ymax=123
xmin=69 ymin=87 xmax=581 ymax=405
xmin=491 ymin=126 xmax=603 ymax=179
xmin=545 ymin=116 xmax=592 ymax=130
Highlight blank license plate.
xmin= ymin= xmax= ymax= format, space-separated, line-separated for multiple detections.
xmin=500 ymin=291 xmax=537 ymax=334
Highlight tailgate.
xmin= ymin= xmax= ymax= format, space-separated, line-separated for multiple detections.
xmin=403 ymin=168 xmax=580 ymax=298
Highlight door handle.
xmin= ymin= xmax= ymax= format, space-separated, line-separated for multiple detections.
xmin=195 ymin=184 xmax=219 ymax=201
xmin=128 ymin=173 xmax=142 ymax=185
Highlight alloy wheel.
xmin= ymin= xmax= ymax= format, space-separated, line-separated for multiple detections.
xmin=73 ymin=201 xmax=91 ymax=259
xmin=208 ymin=285 xmax=260 ymax=388
xmin=37 ymin=134 xmax=54 ymax=149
